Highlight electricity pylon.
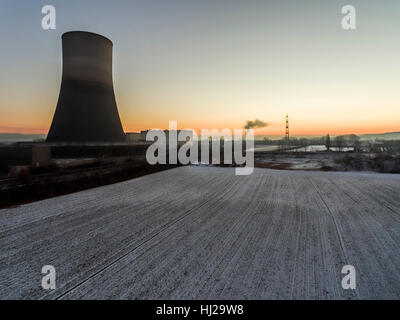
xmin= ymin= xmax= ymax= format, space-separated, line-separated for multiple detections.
xmin=285 ymin=114 xmax=290 ymax=148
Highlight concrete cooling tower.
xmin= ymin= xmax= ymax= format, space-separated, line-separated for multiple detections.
xmin=47 ymin=31 xmax=126 ymax=143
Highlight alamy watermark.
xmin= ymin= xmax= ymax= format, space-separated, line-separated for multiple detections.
xmin=145 ymin=121 xmax=254 ymax=176
xmin=341 ymin=265 xmax=356 ymax=290
xmin=41 ymin=265 xmax=56 ymax=290
xmin=40 ymin=4 xmax=356 ymax=31
xmin=341 ymin=5 xmax=356 ymax=30
xmin=41 ymin=5 xmax=56 ymax=30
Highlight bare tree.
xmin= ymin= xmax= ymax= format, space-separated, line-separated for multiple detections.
xmin=325 ymin=134 xmax=331 ymax=151
xmin=335 ymin=136 xmax=345 ymax=152
xmin=346 ymin=134 xmax=360 ymax=152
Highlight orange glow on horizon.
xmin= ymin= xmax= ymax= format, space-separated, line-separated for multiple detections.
xmin=1 ymin=111 xmax=399 ymax=137
xmin=0 ymin=126 xmax=49 ymax=135
xmin=1 ymin=120 xmax=399 ymax=137
xmin=122 ymin=123 xmax=400 ymax=137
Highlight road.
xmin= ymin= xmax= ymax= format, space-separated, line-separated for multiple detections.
xmin=1 ymin=166 xmax=400 ymax=299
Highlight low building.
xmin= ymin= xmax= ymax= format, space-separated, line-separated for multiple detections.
xmin=126 ymin=132 xmax=141 ymax=143
xmin=32 ymin=145 xmax=51 ymax=167
xmin=127 ymin=130 xmax=193 ymax=143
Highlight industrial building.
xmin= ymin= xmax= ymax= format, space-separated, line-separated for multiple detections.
xmin=47 ymin=31 xmax=126 ymax=143
xmin=126 ymin=130 xmax=194 ymax=144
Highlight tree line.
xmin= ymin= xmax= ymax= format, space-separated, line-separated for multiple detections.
xmin=260 ymin=134 xmax=400 ymax=153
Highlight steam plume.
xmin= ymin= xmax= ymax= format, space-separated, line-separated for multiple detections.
xmin=244 ymin=119 xmax=268 ymax=130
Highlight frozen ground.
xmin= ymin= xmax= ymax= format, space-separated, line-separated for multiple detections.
xmin=290 ymin=145 xmax=354 ymax=152
xmin=254 ymin=152 xmax=383 ymax=172
xmin=1 ymin=166 xmax=400 ymax=299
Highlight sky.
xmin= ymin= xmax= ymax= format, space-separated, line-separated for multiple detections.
xmin=0 ymin=0 xmax=400 ymax=136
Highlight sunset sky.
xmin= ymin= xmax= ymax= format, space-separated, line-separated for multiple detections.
xmin=1 ymin=0 xmax=400 ymax=136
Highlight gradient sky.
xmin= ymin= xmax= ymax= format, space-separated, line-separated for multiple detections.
xmin=1 ymin=0 xmax=400 ymax=136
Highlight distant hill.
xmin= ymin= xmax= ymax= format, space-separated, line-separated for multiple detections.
xmin=257 ymin=132 xmax=400 ymax=141
xmin=0 ymin=133 xmax=46 ymax=142
xmin=360 ymin=132 xmax=400 ymax=141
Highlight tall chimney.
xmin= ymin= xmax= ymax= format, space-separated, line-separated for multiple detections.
xmin=47 ymin=31 xmax=125 ymax=143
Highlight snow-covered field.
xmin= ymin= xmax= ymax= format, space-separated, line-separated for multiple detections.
xmin=1 ymin=166 xmax=400 ymax=299
xmin=290 ymin=145 xmax=354 ymax=152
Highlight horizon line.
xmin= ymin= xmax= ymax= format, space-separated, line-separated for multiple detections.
xmin=1 ymin=131 xmax=399 ymax=137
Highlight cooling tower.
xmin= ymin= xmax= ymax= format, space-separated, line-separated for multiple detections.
xmin=47 ymin=31 xmax=126 ymax=143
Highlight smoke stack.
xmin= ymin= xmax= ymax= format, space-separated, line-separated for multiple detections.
xmin=47 ymin=31 xmax=125 ymax=143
